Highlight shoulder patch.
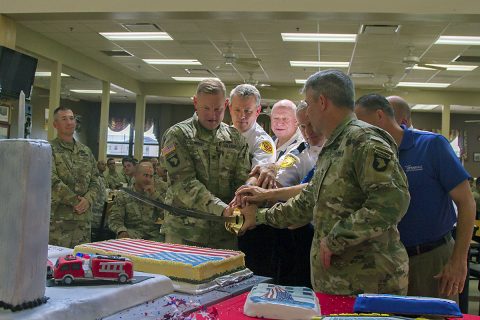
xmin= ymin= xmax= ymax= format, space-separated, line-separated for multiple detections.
xmin=259 ymin=140 xmax=274 ymax=154
xmin=279 ymin=154 xmax=299 ymax=168
xmin=372 ymin=146 xmax=392 ymax=172
xmin=161 ymin=144 xmax=176 ymax=157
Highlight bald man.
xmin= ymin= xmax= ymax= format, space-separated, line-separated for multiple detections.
xmin=387 ymin=95 xmax=413 ymax=128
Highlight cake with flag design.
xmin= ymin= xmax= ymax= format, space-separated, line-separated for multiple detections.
xmin=73 ymin=238 xmax=245 ymax=283
xmin=244 ymin=283 xmax=321 ymax=320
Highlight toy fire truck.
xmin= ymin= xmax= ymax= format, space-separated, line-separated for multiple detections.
xmin=53 ymin=253 xmax=133 ymax=285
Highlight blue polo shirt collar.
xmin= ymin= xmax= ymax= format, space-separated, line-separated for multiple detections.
xmin=399 ymin=125 xmax=415 ymax=152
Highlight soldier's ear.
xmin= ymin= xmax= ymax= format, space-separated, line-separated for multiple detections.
xmin=193 ymin=95 xmax=198 ymax=112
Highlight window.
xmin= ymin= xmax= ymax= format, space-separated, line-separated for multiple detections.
xmin=60 ymin=264 xmax=69 ymax=271
xmin=107 ymin=124 xmax=132 ymax=156
xmin=134 ymin=125 xmax=159 ymax=158
xmin=71 ymin=263 xmax=82 ymax=270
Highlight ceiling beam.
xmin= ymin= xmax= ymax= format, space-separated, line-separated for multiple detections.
xmin=14 ymin=24 xmax=142 ymax=94
xmin=2 ymin=0 xmax=480 ymax=15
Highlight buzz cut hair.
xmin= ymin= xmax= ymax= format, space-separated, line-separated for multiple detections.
xmin=355 ymin=93 xmax=395 ymax=119
xmin=302 ymin=69 xmax=355 ymax=110
xmin=296 ymin=100 xmax=308 ymax=113
xmin=271 ymin=99 xmax=297 ymax=114
xmin=196 ymin=78 xmax=226 ymax=97
xmin=53 ymin=106 xmax=74 ymax=119
xmin=229 ymin=84 xmax=261 ymax=107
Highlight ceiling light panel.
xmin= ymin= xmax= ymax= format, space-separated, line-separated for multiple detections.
xmin=35 ymin=72 xmax=70 ymax=77
xmin=99 ymin=32 xmax=173 ymax=41
xmin=172 ymin=77 xmax=220 ymax=82
xmin=411 ymin=104 xmax=439 ymax=110
xmin=435 ymin=36 xmax=480 ymax=45
xmin=70 ymin=90 xmax=116 ymax=94
xmin=281 ymin=33 xmax=357 ymax=42
xmin=295 ymin=79 xmax=307 ymax=84
xmin=290 ymin=61 xmax=349 ymax=67
xmin=397 ymin=82 xmax=450 ymax=88
xmin=143 ymin=59 xmax=201 ymax=65
xmin=410 ymin=64 xmax=477 ymax=71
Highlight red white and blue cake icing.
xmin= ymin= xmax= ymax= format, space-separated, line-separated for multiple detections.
xmin=73 ymin=239 xmax=245 ymax=283
xmin=244 ymin=283 xmax=321 ymax=320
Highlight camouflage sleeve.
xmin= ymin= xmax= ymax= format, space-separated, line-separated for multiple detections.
xmin=233 ymin=137 xmax=252 ymax=190
xmin=51 ymin=153 xmax=78 ymax=207
xmin=161 ymin=128 xmax=228 ymax=216
xmin=108 ymin=192 xmax=128 ymax=235
xmin=325 ymin=137 xmax=410 ymax=254
xmin=256 ymin=178 xmax=316 ymax=228
xmin=84 ymin=152 xmax=101 ymax=207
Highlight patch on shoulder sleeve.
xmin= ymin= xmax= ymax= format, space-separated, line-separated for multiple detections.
xmin=161 ymin=144 xmax=176 ymax=157
xmin=279 ymin=154 xmax=299 ymax=168
xmin=259 ymin=140 xmax=274 ymax=154
xmin=372 ymin=146 xmax=392 ymax=172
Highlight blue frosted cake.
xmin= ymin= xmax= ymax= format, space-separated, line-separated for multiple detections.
xmin=243 ymin=283 xmax=321 ymax=319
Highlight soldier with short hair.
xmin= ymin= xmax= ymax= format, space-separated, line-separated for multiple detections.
xmin=49 ymin=106 xmax=101 ymax=248
xmin=160 ymin=78 xmax=252 ymax=250
xmin=105 ymin=157 xmax=123 ymax=189
xmin=238 ymin=70 xmax=410 ymax=295
xmin=108 ymin=162 xmax=164 ymax=241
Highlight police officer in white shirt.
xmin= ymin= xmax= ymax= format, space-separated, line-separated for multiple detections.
xmin=228 ymin=84 xmax=277 ymax=278
xmin=229 ymin=84 xmax=276 ymax=168
xmin=271 ymin=99 xmax=305 ymax=161
xmin=276 ymin=101 xmax=324 ymax=187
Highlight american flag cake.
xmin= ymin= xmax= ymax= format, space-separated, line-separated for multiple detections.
xmin=73 ymin=238 xmax=245 ymax=283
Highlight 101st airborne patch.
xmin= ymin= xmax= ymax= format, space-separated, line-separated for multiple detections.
xmin=279 ymin=154 xmax=298 ymax=168
xmin=372 ymin=146 xmax=392 ymax=172
xmin=259 ymin=140 xmax=274 ymax=154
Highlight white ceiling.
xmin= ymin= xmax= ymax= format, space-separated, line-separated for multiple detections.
xmin=5 ymin=8 xmax=480 ymax=105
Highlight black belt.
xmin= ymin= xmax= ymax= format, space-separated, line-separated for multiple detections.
xmin=405 ymin=234 xmax=450 ymax=257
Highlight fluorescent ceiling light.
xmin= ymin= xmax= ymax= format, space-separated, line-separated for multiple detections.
xmin=411 ymin=104 xmax=439 ymax=110
xmin=143 ymin=59 xmax=201 ymax=65
xmin=295 ymin=79 xmax=307 ymax=84
xmin=172 ymin=77 xmax=220 ymax=82
xmin=290 ymin=61 xmax=349 ymax=68
xmin=99 ymin=32 xmax=173 ymax=41
xmin=110 ymin=83 xmax=134 ymax=94
xmin=435 ymin=36 xmax=480 ymax=45
xmin=281 ymin=33 xmax=356 ymax=42
xmin=35 ymin=72 xmax=70 ymax=77
xmin=397 ymin=82 xmax=450 ymax=88
xmin=70 ymin=89 xmax=116 ymax=94
xmin=409 ymin=64 xmax=477 ymax=71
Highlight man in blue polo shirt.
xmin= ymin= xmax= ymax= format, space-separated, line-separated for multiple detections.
xmin=355 ymin=93 xmax=475 ymax=301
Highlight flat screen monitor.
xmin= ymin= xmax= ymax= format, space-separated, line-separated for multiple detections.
xmin=0 ymin=46 xmax=38 ymax=99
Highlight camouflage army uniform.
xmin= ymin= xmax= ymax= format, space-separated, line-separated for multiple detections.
xmin=105 ymin=169 xmax=125 ymax=189
xmin=161 ymin=113 xmax=251 ymax=249
xmin=91 ymin=174 xmax=107 ymax=230
xmin=257 ymin=114 xmax=410 ymax=295
xmin=108 ymin=186 xmax=164 ymax=241
xmin=50 ymin=137 xmax=101 ymax=248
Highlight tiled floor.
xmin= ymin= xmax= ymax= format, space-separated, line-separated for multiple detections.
xmin=468 ymin=279 xmax=479 ymax=315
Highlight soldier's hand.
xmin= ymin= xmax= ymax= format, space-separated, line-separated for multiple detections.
xmin=320 ymin=238 xmax=333 ymax=270
xmin=222 ymin=205 xmax=236 ymax=217
xmin=250 ymin=164 xmax=277 ymax=189
xmin=235 ymin=185 xmax=270 ymax=206
xmin=238 ymin=204 xmax=257 ymax=236
xmin=74 ymin=196 xmax=90 ymax=214
xmin=118 ymin=231 xmax=130 ymax=239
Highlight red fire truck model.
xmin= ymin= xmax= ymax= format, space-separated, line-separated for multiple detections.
xmin=53 ymin=253 xmax=133 ymax=285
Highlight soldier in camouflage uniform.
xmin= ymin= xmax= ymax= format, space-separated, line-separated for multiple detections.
xmin=105 ymin=157 xmax=124 ymax=189
xmin=239 ymin=70 xmax=410 ymax=295
xmin=161 ymin=79 xmax=252 ymax=250
xmin=108 ymin=162 xmax=164 ymax=241
xmin=50 ymin=106 xmax=101 ymax=248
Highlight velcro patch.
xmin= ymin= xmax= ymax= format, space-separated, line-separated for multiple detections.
xmin=161 ymin=144 xmax=176 ymax=156
xmin=372 ymin=146 xmax=392 ymax=172
xmin=279 ymin=154 xmax=298 ymax=168
xmin=259 ymin=141 xmax=274 ymax=154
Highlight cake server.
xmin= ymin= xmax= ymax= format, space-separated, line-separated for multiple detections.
xmin=120 ymin=187 xmax=244 ymax=235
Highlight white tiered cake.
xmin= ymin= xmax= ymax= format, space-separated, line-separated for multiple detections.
xmin=0 ymin=140 xmax=51 ymax=311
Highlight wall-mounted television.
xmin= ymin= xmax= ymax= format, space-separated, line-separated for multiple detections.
xmin=0 ymin=46 xmax=38 ymax=99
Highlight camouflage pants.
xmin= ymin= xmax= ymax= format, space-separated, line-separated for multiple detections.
xmin=49 ymin=220 xmax=91 ymax=248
